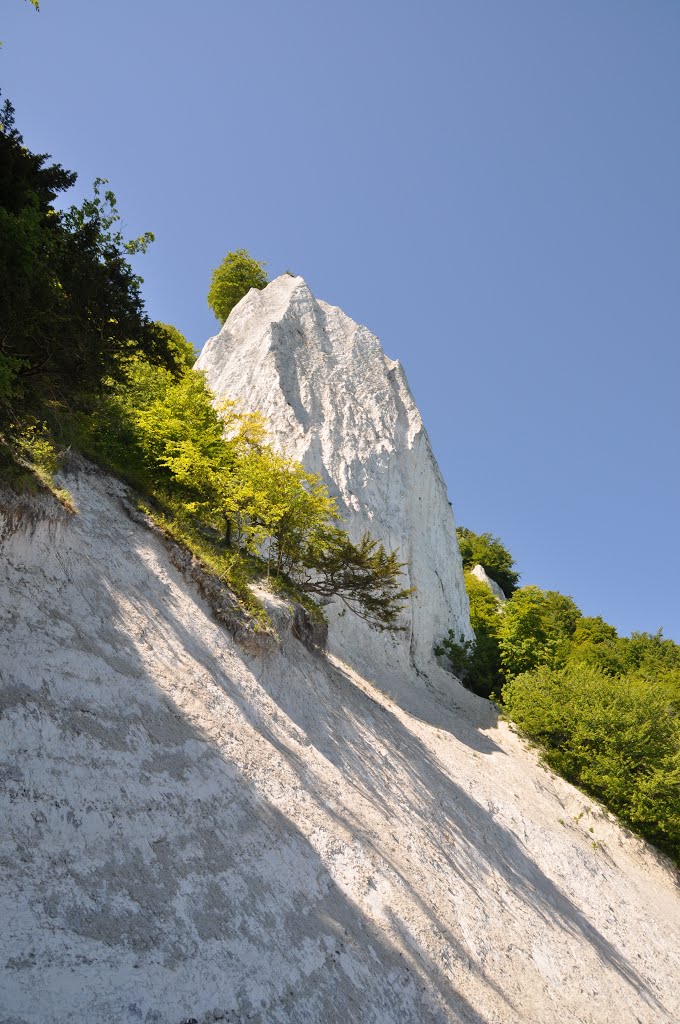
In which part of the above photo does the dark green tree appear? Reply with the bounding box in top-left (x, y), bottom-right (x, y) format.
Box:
top-left (0, 101), bottom-right (182, 417)
top-left (298, 530), bottom-right (414, 632)
top-left (207, 249), bottom-right (268, 324)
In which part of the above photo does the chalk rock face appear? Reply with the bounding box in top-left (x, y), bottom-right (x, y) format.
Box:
top-left (3, 466), bottom-right (679, 1024)
top-left (197, 275), bottom-right (471, 685)
top-left (470, 563), bottom-right (508, 603)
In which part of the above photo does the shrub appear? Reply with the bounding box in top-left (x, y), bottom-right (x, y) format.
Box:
top-left (436, 570), bottom-right (504, 698)
top-left (503, 663), bottom-right (680, 863)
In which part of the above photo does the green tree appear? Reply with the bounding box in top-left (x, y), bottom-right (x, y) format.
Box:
top-left (86, 356), bottom-right (411, 632)
top-left (207, 249), bottom-right (268, 324)
top-left (154, 323), bottom-right (196, 370)
top-left (456, 526), bottom-right (520, 596)
top-left (503, 663), bottom-right (680, 863)
top-left (565, 616), bottom-right (625, 675)
top-left (92, 360), bottom-right (254, 524)
top-left (465, 571), bottom-right (504, 695)
top-left (436, 570), bottom-right (504, 697)
top-left (0, 101), bottom-right (181, 417)
top-left (616, 630), bottom-right (680, 677)
top-left (299, 529), bottom-right (413, 632)
top-left (497, 585), bottom-right (581, 677)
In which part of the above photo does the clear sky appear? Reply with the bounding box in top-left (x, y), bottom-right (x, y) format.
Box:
top-left (3, 0), bottom-right (679, 640)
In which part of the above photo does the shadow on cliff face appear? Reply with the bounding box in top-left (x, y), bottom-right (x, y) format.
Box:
top-left (1, 470), bottom-right (667, 1023)
top-left (386, 670), bottom-right (502, 754)
top-left (230, 648), bottom-right (665, 1016)
top-left (1, 506), bottom-right (490, 1024)
top-left (101, 579), bottom-right (497, 1023)
top-left (103, 524), bottom-right (664, 1021)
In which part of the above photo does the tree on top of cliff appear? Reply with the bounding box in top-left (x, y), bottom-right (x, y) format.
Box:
top-left (207, 249), bottom-right (268, 324)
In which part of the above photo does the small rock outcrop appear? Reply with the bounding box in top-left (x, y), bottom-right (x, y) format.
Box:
top-left (470, 563), bottom-right (508, 602)
top-left (196, 275), bottom-right (471, 686)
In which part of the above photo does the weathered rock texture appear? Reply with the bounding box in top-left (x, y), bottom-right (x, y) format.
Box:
top-left (1, 465), bottom-right (678, 1024)
top-left (196, 275), bottom-right (471, 689)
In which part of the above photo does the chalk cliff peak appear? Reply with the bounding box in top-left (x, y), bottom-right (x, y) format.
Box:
top-left (196, 274), bottom-right (471, 687)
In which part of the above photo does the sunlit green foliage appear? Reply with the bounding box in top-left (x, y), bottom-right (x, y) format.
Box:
top-left (207, 249), bottom-right (268, 324)
top-left (497, 586), bottom-right (581, 677)
top-left (503, 663), bottom-right (680, 863)
top-left (153, 322), bottom-right (196, 369)
top-left (456, 526), bottom-right (519, 595)
top-left (440, 524), bottom-right (680, 861)
top-left (76, 357), bottom-right (411, 631)
top-left (436, 570), bottom-right (503, 697)
top-left (0, 418), bottom-right (76, 510)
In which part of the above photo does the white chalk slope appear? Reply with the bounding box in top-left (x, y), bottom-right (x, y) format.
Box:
top-left (1, 466), bottom-right (678, 1024)
top-left (197, 275), bottom-right (472, 686)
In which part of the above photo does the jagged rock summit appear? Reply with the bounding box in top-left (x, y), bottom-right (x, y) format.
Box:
top-left (197, 274), bottom-right (471, 687)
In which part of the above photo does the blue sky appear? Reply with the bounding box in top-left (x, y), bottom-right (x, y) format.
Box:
top-left (3, 0), bottom-right (679, 639)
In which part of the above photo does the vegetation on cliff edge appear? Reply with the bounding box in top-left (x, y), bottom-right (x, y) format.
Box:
top-left (439, 527), bottom-right (680, 865)
top-left (0, 97), bottom-right (411, 634)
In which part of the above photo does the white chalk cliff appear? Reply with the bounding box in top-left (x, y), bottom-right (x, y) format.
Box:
top-left (1, 466), bottom-right (679, 1024)
top-left (2, 281), bottom-right (679, 1024)
top-left (196, 275), bottom-right (472, 689)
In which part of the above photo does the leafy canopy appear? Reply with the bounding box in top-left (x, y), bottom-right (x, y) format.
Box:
top-left (435, 570), bottom-right (503, 698)
top-left (439, 535), bottom-right (680, 862)
top-left (497, 586), bottom-right (581, 677)
top-left (207, 249), bottom-right (268, 324)
top-left (153, 322), bottom-right (196, 370)
top-left (0, 99), bottom-right (181, 417)
top-left (503, 663), bottom-right (680, 863)
top-left (82, 357), bottom-right (412, 633)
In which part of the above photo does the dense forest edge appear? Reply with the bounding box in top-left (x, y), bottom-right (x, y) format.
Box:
top-left (0, 96), bottom-right (411, 635)
top-left (438, 528), bottom-right (680, 865)
top-left (1, 94), bottom-right (678, 868)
